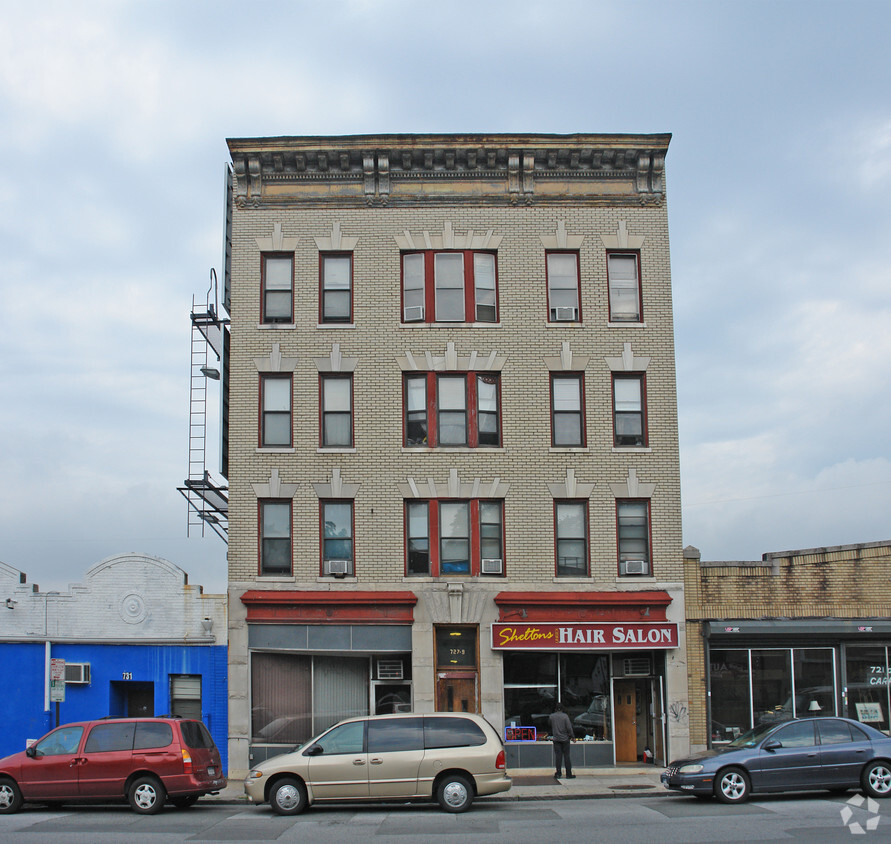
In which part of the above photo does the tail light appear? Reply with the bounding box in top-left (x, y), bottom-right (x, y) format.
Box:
top-left (181, 748), bottom-right (193, 773)
top-left (495, 749), bottom-right (506, 770)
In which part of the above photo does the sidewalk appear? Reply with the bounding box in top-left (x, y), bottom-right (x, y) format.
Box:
top-left (207, 765), bottom-right (667, 804)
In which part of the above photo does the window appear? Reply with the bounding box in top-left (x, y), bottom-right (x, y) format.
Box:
top-left (503, 652), bottom-right (611, 741)
top-left (613, 375), bottom-right (646, 447)
top-left (607, 252), bottom-right (641, 322)
top-left (404, 373), bottom-right (500, 448)
top-left (133, 722), bottom-right (173, 750)
top-left (401, 251), bottom-right (498, 323)
top-left (260, 500), bottom-right (291, 575)
top-left (555, 501), bottom-right (588, 576)
top-left (405, 499), bottom-right (504, 577)
top-left (261, 254), bottom-right (293, 324)
top-left (322, 500), bottom-right (353, 574)
top-left (424, 716), bottom-right (487, 748)
top-left (367, 717), bottom-right (423, 753)
top-left (617, 500), bottom-right (650, 575)
top-left (84, 723), bottom-right (135, 753)
top-left (313, 720), bottom-right (366, 755)
top-left (170, 674), bottom-right (202, 720)
top-left (320, 253), bottom-right (352, 323)
top-left (35, 726), bottom-right (83, 756)
top-left (551, 374), bottom-right (585, 447)
top-left (547, 251), bottom-right (580, 322)
top-left (320, 375), bottom-right (353, 448)
top-left (260, 375), bottom-right (291, 447)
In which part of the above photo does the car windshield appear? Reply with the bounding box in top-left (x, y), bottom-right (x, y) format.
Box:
top-left (724, 722), bottom-right (777, 749)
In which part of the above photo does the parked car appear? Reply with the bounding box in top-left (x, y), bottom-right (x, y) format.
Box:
top-left (244, 712), bottom-right (511, 814)
top-left (0, 717), bottom-right (226, 814)
top-left (662, 716), bottom-right (891, 803)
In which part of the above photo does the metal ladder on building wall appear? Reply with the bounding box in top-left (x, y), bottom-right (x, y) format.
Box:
top-left (179, 270), bottom-right (229, 541)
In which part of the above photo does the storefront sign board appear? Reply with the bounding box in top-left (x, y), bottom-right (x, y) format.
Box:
top-left (492, 622), bottom-right (678, 650)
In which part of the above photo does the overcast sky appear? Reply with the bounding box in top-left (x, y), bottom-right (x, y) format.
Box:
top-left (1, 0), bottom-right (889, 595)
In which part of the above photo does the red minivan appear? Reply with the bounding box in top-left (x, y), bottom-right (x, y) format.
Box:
top-left (0, 717), bottom-right (226, 814)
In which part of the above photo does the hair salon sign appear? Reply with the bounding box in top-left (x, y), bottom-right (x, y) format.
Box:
top-left (491, 622), bottom-right (678, 650)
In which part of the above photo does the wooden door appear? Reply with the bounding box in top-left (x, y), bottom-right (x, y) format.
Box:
top-left (436, 673), bottom-right (478, 713)
top-left (614, 680), bottom-right (638, 762)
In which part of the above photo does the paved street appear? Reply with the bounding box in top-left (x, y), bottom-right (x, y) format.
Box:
top-left (1, 792), bottom-right (889, 843)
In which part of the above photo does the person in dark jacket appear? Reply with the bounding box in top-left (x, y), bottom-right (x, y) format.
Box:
top-left (548, 702), bottom-right (575, 779)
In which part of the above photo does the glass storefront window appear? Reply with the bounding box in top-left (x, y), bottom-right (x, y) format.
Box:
top-left (793, 648), bottom-right (836, 716)
top-left (561, 654), bottom-right (611, 741)
top-left (502, 651), bottom-right (611, 741)
top-left (709, 649), bottom-right (751, 743)
top-left (752, 649), bottom-right (792, 726)
top-left (845, 646), bottom-right (891, 734)
top-left (709, 646), bottom-right (838, 743)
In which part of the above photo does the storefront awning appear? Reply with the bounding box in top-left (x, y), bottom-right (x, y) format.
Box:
top-left (241, 590), bottom-right (417, 624)
top-left (494, 590), bottom-right (672, 622)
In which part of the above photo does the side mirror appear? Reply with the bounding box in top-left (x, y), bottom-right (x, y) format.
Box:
top-left (25, 746), bottom-right (36, 758)
top-left (763, 739), bottom-right (782, 751)
top-left (303, 744), bottom-right (323, 757)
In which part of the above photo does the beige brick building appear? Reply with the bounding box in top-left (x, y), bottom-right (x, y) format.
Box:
top-left (684, 541), bottom-right (891, 752)
top-left (221, 133), bottom-right (688, 777)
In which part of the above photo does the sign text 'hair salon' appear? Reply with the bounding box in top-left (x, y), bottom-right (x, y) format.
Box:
top-left (491, 622), bottom-right (678, 650)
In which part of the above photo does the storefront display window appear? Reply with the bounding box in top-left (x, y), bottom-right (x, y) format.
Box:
top-left (251, 653), bottom-right (404, 746)
top-left (503, 652), bottom-right (611, 741)
top-left (709, 646), bottom-right (838, 743)
top-left (709, 649), bottom-right (750, 743)
top-left (752, 649), bottom-right (792, 725)
top-left (845, 646), bottom-right (891, 734)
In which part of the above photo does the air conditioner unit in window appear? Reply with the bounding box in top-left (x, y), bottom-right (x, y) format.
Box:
top-left (403, 305), bottom-right (425, 322)
top-left (554, 306), bottom-right (577, 321)
top-left (618, 657), bottom-right (652, 677)
top-left (620, 559), bottom-right (649, 576)
top-left (481, 558), bottom-right (503, 574)
top-left (65, 663), bottom-right (91, 685)
top-left (376, 659), bottom-right (404, 680)
top-left (475, 303), bottom-right (497, 322)
top-left (324, 559), bottom-right (351, 577)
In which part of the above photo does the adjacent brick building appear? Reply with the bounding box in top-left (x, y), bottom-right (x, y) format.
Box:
top-left (684, 541), bottom-right (891, 752)
top-left (221, 133), bottom-right (688, 776)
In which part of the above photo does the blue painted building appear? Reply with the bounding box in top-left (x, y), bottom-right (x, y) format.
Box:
top-left (0, 554), bottom-right (228, 771)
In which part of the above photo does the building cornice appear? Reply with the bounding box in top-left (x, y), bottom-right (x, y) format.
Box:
top-left (227, 132), bottom-right (671, 208)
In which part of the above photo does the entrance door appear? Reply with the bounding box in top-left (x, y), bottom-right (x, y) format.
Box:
top-left (110, 681), bottom-right (154, 718)
top-left (614, 680), bottom-right (639, 762)
top-left (436, 673), bottom-right (478, 713)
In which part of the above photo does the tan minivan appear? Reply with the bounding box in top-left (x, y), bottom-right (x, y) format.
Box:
top-left (244, 712), bottom-right (511, 814)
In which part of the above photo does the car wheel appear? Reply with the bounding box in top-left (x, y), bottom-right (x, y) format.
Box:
top-left (862, 761), bottom-right (891, 797)
top-left (436, 773), bottom-right (474, 813)
top-left (714, 767), bottom-right (750, 804)
top-left (171, 795), bottom-right (200, 808)
top-left (270, 777), bottom-right (307, 816)
top-left (128, 776), bottom-right (167, 814)
top-left (0, 779), bottom-right (23, 814)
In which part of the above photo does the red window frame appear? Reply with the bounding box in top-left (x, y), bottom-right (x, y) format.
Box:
top-left (320, 499), bottom-right (355, 576)
top-left (612, 373), bottom-right (648, 448)
top-left (404, 499), bottom-right (505, 577)
top-left (550, 373), bottom-right (586, 448)
top-left (400, 250), bottom-right (499, 324)
top-left (554, 499), bottom-right (589, 577)
top-left (616, 498), bottom-right (652, 576)
top-left (319, 252), bottom-right (353, 324)
top-left (258, 499), bottom-right (292, 576)
top-left (260, 252), bottom-right (294, 324)
top-left (402, 372), bottom-right (501, 448)
top-left (319, 374), bottom-right (354, 448)
top-left (606, 250), bottom-right (642, 323)
top-left (259, 374), bottom-right (292, 448)
top-left (545, 250), bottom-right (582, 323)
